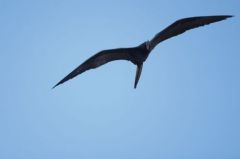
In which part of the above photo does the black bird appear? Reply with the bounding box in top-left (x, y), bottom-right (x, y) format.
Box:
top-left (53, 15), bottom-right (232, 89)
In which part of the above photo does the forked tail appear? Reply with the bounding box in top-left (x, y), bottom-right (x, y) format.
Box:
top-left (134, 63), bottom-right (143, 89)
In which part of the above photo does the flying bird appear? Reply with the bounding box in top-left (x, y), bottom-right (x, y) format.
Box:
top-left (53, 15), bottom-right (233, 89)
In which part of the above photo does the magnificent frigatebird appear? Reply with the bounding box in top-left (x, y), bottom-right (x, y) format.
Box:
top-left (53, 15), bottom-right (232, 89)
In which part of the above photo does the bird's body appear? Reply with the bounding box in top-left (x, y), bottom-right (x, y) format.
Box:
top-left (91, 42), bottom-right (150, 66)
top-left (53, 15), bottom-right (233, 89)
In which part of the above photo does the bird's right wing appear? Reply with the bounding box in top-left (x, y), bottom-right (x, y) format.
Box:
top-left (53, 48), bottom-right (134, 88)
top-left (149, 15), bottom-right (233, 51)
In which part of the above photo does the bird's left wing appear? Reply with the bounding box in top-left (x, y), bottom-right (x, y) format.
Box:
top-left (53, 48), bottom-right (134, 88)
top-left (149, 15), bottom-right (233, 51)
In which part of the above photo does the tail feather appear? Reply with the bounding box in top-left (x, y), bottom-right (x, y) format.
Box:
top-left (134, 64), bottom-right (143, 89)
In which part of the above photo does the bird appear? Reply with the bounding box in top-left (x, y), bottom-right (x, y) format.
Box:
top-left (53, 15), bottom-right (233, 89)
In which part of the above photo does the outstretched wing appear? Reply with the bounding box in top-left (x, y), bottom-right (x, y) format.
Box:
top-left (149, 15), bottom-right (233, 51)
top-left (53, 48), bottom-right (134, 88)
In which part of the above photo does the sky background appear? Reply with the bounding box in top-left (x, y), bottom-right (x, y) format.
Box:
top-left (0, 0), bottom-right (239, 159)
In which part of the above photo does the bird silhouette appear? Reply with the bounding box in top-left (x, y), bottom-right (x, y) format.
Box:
top-left (53, 15), bottom-right (233, 89)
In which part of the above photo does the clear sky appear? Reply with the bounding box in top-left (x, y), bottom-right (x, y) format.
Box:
top-left (0, 0), bottom-right (239, 158)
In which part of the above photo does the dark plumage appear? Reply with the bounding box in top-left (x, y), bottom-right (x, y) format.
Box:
top-left (53, 15), bottom-right (233, 89)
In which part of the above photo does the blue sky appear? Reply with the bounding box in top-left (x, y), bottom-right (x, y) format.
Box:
top-left (0, 0), bottom-right (239, 158)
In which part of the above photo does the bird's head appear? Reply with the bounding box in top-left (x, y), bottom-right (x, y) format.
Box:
top-left (145, 41), bottom-right (150, 50)
top-left (138, 41), bottom-right (150, 51)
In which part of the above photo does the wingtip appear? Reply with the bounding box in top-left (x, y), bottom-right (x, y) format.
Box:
top-left (225, 15), bottom-right (234, 18)
top-left (52, 85), bottom-right (57, 89)
top-left (213, 15), bottom-right (234, 20)
top-left (209, 15), bottom-right (234, 19)
top-left (52, 82), bottom-right (60, 89)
